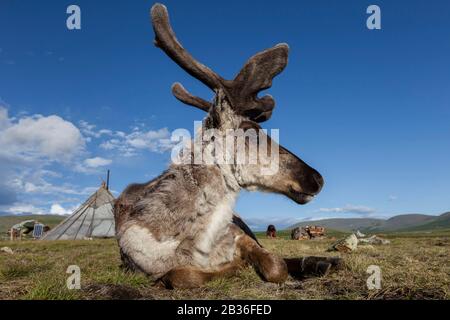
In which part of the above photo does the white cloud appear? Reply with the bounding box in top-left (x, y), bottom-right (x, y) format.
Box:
top-left (21, 180), bottom-right (92, 196)
top-left (0, 105), bottom-right (172, 216)
top-left (388, 195), bottom-right (398, 201)
top-left (115, 131), bottom-right (126, 138)
top-left (79, 120), bottom-right (114, 139)
top-left (100, 127), bottom-right (173, 156)
top-left (0, 106), bottom-right (10, 129)
top-left (99, 139), bottom-right (120, 150)
top-left (83, 157), bottom-right (112, 168)
top-left (0, 107), bottom-right (85, 161)
top-left (300, 216), bottom-right (335, 222)
top-left (317, 204), bottom-right (376, 215)
top-left (50, 203), bottom-right (76, 215)
top-left (81, 120), bottom-right (173, 156)
top-left (79, 120), bottom-right (97, 137)
top-left (0, 107), bottom-right (92, 214)
top-left (1, 202), bottom-right (77, 216)
top-left (4, 203), bottom-right (46, 215)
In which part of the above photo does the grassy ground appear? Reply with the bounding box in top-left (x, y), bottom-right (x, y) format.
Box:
top-left (0, 231), bottom-right (449, 300)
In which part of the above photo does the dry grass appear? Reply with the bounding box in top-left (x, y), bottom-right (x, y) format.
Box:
top-left (0, 232), bottom-right (449, 300)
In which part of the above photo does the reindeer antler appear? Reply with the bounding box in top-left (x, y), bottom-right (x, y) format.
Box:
top-left (151, 3), bottom-right (289, 122)
top-left (171, 83), bottom-right (212, 112)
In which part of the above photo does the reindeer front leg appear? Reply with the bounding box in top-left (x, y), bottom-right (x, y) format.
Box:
top-left (236, 234), bottom-right (343, 282)
top-left (236, 234), bottom-right (288, 283)
top-left (155, 234), bottom-right (246, 289)
top-left (156, 262), bottom-right (243, 289)
top-left (156, 231), bottom-right (289, 289)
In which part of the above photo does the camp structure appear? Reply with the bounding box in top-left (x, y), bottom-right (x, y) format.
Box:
top-left (8, 220), bottom-right (48, 239)
top-left (41, 183), bottom-right (115, 240)
top-left (291, 225), bottom-right (326, 240)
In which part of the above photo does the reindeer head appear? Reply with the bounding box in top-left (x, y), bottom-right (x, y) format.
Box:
top-left (151, 3), bottom-right (323, 204)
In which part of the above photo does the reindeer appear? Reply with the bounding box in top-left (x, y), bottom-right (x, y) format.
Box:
top-left (114, 3), bottom-right (342, 289)
top-left (266, 225), bottom-right (277, 239)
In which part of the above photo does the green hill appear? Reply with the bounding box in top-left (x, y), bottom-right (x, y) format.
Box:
top-left (399, 212), bottom-right (450, 231)
top-left (367, 214), bottom-right (436, 232)
top-left (288, 212), bottom-right (450, 233)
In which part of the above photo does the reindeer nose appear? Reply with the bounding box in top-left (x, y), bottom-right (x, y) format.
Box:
top-left (311, 171), bottom-right (324, 194)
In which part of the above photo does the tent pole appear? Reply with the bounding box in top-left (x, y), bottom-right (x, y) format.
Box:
top-left (106, 170), bottom-right (110, 190)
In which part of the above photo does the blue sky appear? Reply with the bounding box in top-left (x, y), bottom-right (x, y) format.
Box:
top-left (1, 0), bottom-right (449, 229)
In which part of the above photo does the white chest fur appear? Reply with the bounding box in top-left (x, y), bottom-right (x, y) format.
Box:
top-left (119, 224), bottom-right (180, 277)
top-left (193, 194), bottom-right (235, 266)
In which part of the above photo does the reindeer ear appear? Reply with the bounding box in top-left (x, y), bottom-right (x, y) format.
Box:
top-left (233, 44), bottom-right (289, 95)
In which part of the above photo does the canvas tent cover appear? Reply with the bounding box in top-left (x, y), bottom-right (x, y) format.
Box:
top-left (41, 186), bottom-right (116, 240)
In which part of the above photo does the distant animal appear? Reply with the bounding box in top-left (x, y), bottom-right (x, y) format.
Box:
top-left (266, 225), bottom-right (277, 238)
top-left (114, 3), bottom-right (341, 289)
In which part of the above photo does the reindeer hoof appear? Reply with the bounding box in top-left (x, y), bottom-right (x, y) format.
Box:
top-left (316, 261), bottom-right (332, 276)
top-left (327, 256), bottom-right (344, 270)
top-left (285, 256), bottom-right (344, 279)
top-left (302, 256), bottom-right (343, 277)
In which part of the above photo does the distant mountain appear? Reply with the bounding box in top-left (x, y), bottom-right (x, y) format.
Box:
top-left (289, 212), bottom-right (450, 232)
top-left (244, 217), bottom-right (305, 231)
top-left (400, 212), bottom-right (450, 231)
top-left (366, 214), bottom-right (436, 232)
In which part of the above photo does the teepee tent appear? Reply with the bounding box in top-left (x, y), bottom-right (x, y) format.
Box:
top-left (41, 183), bottom-right (116, 240)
